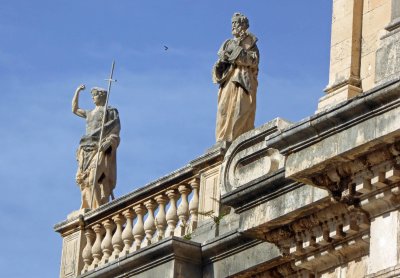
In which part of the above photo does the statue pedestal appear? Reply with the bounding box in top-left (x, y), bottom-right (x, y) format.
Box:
top-left (59, 209), bottom-right (89, 278)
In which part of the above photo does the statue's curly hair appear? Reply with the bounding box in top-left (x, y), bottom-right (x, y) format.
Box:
top-left (232, 12), bottom-right (249, 29)
top-left (90, 87), bottom-right (107, 98)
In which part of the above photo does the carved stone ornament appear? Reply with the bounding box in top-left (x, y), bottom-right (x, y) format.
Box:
top-left (220, 119), bottom-right (290, 195)
top-left (308, 141), bottom-right (400, 204)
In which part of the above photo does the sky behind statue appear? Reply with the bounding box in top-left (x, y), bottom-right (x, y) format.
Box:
top-left (0, 1), bottom-right (331, 277)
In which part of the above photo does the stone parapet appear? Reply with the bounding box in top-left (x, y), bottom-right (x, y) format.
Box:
top-left (55, 144), bottom-right (228, 277)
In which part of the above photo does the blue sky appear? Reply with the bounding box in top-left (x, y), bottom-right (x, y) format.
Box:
top-left (0, 1), bottom-right (332, 277)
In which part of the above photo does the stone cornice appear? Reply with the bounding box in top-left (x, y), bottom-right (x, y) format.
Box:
top-left (267, 78), bottom-right (400, 155)
top-left (221, 169), bottom-right (303, 213)
top-left (324, 75), bottom-right (361, 94)
top-left (201, 230), bottom-right (263, 264)
top-left (385, 17), bottom-right (400, 32)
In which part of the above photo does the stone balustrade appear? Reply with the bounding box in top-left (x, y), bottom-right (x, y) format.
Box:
top-left (55, 143), bottom-right (227, 278)
top-left (79, 179), bottom-right (200, 274)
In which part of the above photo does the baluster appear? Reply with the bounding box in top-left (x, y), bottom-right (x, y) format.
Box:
top-left (177, 184), bottom-right (191, 236)
top-left (143, 199), bottom-right (157, 246)
top-left (90, 224), bottom-right (104, 269)
top-left (155, 195), bottom-right (168, 241)
top-left (131, 204), bottom-right (146, 251)
top-left (100, 219), bottom-right (114, 265)
top-left (121, 208), bottom-right (135, 255)
top-left (111, 214), bottom-right (125, 260)
top-left (188, 178), bottom-right (200, 230)
top-left (166, 189), bottom-right (179, 237)
top-left (81, 229), bottom-right (95, 274)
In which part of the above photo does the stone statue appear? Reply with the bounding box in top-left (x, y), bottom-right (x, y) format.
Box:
top-left (72, 85), bottom-right (120, 209)
top-left (212, 12), bottom-right (259, 142)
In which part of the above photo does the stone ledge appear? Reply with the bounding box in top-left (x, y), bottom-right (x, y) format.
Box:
top-left (385, 17), bottom-right (400, 32)
top-left (221, 170), bottom-right (303, 213)
top-left (238, 185), bottom-right (330, 235)
top-left (295, 232), bottom-right (370, 273)
top-left (201, 230), bottom-right (263, 264)
top-left (78, 237), bottom-right (201, 278)
top-left (267, 78), bottom-right (400, 155)
top-left (201, 230), bottom-right (281, 278)
top-left (191, 140), bottom-right (228, 167)
top-left (366, 263), bottom-right (400, 278)
top-left (54, 213), bottom-right (85, 236)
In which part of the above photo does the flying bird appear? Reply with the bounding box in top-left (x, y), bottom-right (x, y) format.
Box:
top-left (164, 45), bottom-right (169, 51)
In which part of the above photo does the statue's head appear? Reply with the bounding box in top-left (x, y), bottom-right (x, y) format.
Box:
top-left (231, 13), bottom-right (249, 38)
top-left (91, 87), bottom-right (107, 106)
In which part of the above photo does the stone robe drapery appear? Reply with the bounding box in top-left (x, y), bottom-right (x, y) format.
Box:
top-left (76, 106), bottom-right (120, 209)
top-left (213, 32), bottom-right (259, 142)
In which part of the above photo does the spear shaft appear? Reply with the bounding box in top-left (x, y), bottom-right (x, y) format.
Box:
top-left (90, 61), bottom-right (116, 209)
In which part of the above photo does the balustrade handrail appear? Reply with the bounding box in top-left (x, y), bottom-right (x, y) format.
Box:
top-left (54, 144), bottom-right (226, 233)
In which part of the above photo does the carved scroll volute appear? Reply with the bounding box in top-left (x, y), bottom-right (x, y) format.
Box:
top-left (189, 178), bottom-right (200, 230)
top-left (121, 209), bottom-right (135, 255)
top-left (81, 229), bottom-right (95, 274)
top-left (143, 199), bottom-right (157, 246)
top-left (131, 204), bottom-right (146, 251)
top-left (166, 189), bottom-right (179, 237)
top-left (177, 184), bottom-right (191, 236)
top-left (111, 214), bottom-right (125, 259)
top-left (154, 195), bottom-right (168, 241)
top-left (100, 219), bottom-right (115, 264)
top-left (91, 224), bottom-right (104, 268)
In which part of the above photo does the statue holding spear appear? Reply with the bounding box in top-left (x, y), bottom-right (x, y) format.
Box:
top-left (72, 62), bottom-right (120, 209)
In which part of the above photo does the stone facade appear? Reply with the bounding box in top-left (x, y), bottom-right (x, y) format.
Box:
top-left (55, 1), bottom-right (400, 277)
top-left (318, 0), bottom-right (394, 112)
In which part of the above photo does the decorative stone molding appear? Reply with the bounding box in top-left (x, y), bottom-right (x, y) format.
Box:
top-left (243, 202), bottom-right (371, 275)
top-left (366, 264), bottom-right (400, 278)
top-left (305, 142), bottom-right (400, 203)
top-left (234, 162), bottom-right (400, 277)
top-left (385, 0), bottom-right (400, 32)
top-left (220, 118), bottom-right (290, 196)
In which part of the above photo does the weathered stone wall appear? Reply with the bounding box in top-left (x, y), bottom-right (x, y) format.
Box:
top-left (318, 0), bottom-right (392, 111)
top-left (361, 0), bottom-right (391, 90)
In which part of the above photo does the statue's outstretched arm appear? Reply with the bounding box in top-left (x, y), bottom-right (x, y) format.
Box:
top-left (72, 84), bottom-right (87, 118)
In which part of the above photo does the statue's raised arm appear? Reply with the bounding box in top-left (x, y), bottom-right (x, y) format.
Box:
top-left (72, 84), bottom-right (87, 118)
